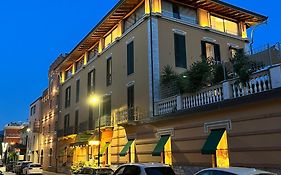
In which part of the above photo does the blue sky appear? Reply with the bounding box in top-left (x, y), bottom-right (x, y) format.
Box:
top-left (0, 0), bottom-right (279, 129)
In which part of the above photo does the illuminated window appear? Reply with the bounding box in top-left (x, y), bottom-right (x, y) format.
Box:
top-left (104, 27), bottom-right (119, 48)
top-left (224, 19), bottom-right (238, 35)
top-left (201, 41), bottom-right (221, 62)
top-left (229, 47), bottom-right (238, 59)
top-left (211, 16), bottom-right (224, 33)
top-left (210, 15), bottom-right (238, 36)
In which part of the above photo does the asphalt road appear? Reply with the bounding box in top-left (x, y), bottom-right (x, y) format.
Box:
top-left (0, 167), bottom-right (66, 175)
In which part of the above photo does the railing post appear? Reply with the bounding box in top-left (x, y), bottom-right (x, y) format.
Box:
top-left (269, 65), bottom-right (281, 89)
top-left (176, 95), bottom-right (182, 110)
top-left (223, 81), bottom-right (233, 100)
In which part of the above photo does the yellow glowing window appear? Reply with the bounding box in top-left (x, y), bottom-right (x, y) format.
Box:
top-left (224, 19), bottom-right (238, 35)
top-left (104, 33), bottom-right (112, 48)
top-left (111, 27), bottom-right (119, 42)
top-left (210, 15), bottom-right (238, 36)
top-left (211, 15), bottom-right (224, 33)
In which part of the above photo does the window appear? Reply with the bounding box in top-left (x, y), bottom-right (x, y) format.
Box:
top-left (30, 105), bottom-right (36, 116)
top-left (127, 85), bottom-right (134, 121)
top-left (89, 107), bottom-right (94, 130)
top-left (65, 86), bottom-right (71, 108)
top-left (162, 1), bottom-right (197, 24)
top-left (145, 167), bottom-right (176, 175)
top-left (64, 114), bottom-right (70, 135)
top-left (49, 148), bottom-right (53, 166)
top-left (114, 166), bottom-right (126, 175)
top-left (201, 41), bottom-right (221, 62)
top-left (76, 79), bottom-right (80, 103)
top-left (65, 66), bottom-right (73, 80)
top-left (127, 41), bottom-right (134, 75)
top-left (74, 110), bottom-right (79, 133)
top-left (75, 58), bottom-right (84, 72)
top-left (174, 33), bottom-right (187, 68)
top-left (104, 27), bottom-right (119, 48)
top-left (229, 47), bottom-right (238, 59)
top-left (210, 15), bottom-right (238, 35)
top-left (123, 165), bottom-right (141, 175)
top-left (124, 4), bottom-right (145, 31)
top-left (172, 4), bottom-right (180, 19)
top-left (103, 95), bottom-right (111, 116)
top-left (88, 45), bottom-right (98, 62)
top-left (88, 69), bottom-right (95, 95)
top-left (106, 57), bottom-right (112, 86)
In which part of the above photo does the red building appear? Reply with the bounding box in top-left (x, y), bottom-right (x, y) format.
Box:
top-left (3, 123), bottom-right (24, 145)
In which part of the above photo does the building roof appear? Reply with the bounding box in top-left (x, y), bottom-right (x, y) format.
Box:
top-left (60, 0), bottom-right (267, 69)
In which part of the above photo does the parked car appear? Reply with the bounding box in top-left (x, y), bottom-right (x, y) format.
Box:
top-left (14, 161), bottom-right (23, 173)
top-left (15, 161), bottom-right (32, 175)
top-left (22, 163), bottom-right (43, 175)
top-left (194, 167), bottom-right (277, 175)
top-left (6, 161), bottom-right (16, 172)
top-left (113, 163), bottom-right (175, 175)
top-left (76, 167), bottom-right (114, 175)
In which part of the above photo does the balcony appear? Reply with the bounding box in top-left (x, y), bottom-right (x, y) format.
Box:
top-left (155, 64), bottom-right (281, 116)
top-left (114, 107), bottom-right (146, 125)
top-left (94, 115), bottom-right (113, 129)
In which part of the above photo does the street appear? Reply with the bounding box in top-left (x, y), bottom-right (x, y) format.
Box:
top-left (0, 167), bottom-right (66, 175)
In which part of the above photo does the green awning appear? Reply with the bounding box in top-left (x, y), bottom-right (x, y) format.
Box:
top-left (70, 133), bottom-right (92, 147)
top-left (119, 139), bottom-right (134, 157)
top-left (201, 129), bottom-right (225, 155)
top-left (76, 133), bottom-right (92, 143)
top-left (152, 135), bottom-right (170, 156)
top-left (100, 142), bottom-right (110, 155)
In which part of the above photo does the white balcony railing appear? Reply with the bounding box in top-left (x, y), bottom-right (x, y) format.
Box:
top-left (95, 115), bottom-right (113, 129)
top-left (155, 65), bottom-right (281, 116)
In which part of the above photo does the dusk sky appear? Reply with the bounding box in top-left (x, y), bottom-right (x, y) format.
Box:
top-left (0, 0), bottom-right (280, 129)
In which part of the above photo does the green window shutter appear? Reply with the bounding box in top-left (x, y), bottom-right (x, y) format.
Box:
top-left (119, 139), bottom-right (134, 156)
top-left (201, 41), bottom-right (207, 60)
top-left (127, 41), bottom-right (134, 75)
top-left (201, 129), bottom-right (225, 155)
top-left (152, 135), bottom-right (170, 156)
top-left (174, 33), bottom-right (187, 68)
top-left (214, 44), bottom-right (221, 61)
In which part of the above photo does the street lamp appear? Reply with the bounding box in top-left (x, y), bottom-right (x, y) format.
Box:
top-left (88, 94), bottom-right (101, 167)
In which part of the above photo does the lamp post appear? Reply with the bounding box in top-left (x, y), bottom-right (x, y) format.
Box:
top-left (88, 94), bottom-right (101, 167)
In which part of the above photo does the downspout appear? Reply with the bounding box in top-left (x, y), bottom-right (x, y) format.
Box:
top-left (250, 19), bottom-right (268, 54)
top-left (149, 0), bottom-right (155, 116)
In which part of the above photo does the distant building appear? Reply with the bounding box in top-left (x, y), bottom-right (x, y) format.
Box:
top-left (26, 97), bottom-right (41, 163)
top-left (3, 122), bottom-right (25, 145)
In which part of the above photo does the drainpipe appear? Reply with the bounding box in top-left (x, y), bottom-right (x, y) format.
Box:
top-left (250, 19), bottom-right (268, 54)
top-left (149, 0), bottom-right (155, 116)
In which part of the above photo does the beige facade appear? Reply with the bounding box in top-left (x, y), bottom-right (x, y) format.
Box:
top-left (27, 98), bottom-right (41, 163)
top-left (45, 0), bottom-right (281, 174)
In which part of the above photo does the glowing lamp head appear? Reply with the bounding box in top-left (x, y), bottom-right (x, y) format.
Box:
top-left (88, 94), bottom-right (100, 106)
